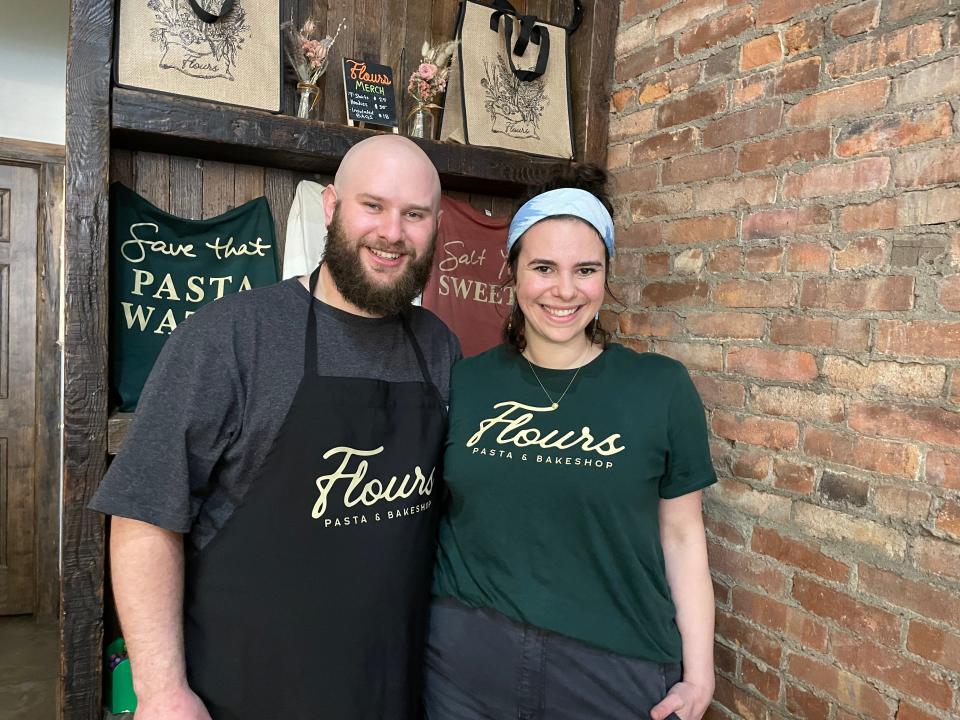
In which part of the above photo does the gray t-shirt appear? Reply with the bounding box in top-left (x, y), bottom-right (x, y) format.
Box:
top-left (91, 278), bottom-right (461, 551)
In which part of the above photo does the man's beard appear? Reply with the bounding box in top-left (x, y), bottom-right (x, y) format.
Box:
top-left (322, 207), bottom-right (436, 316)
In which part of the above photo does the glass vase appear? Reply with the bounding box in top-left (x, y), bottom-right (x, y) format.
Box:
top-left (296, 82), bottom-right (321, 120)
top-left (406, 103), bottom-right (437, 140)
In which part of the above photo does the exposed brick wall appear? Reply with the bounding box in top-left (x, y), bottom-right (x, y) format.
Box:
top-left (607, 1), bottom-right (960, 717)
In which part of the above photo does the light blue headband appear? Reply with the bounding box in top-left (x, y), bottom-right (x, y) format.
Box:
top-left (507, 188), bottom-right (615, 257)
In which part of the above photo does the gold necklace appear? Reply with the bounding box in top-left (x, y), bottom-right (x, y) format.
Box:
top-left (523, 348), bottom-right (590, 410)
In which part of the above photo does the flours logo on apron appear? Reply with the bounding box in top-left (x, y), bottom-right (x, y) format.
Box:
top-left (312, 445), bottom-right (437, 528)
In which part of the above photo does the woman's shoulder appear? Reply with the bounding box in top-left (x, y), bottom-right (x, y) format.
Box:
top-left (452, 344), bottom-right (514, 377)
top-left (603, 342), bottom-right (691, 379)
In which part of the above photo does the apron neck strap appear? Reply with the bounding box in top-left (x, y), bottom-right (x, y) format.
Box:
top-left (399, 311), bottom-right (448, 409)
top-left (304, 265), bottom-right (322, 375)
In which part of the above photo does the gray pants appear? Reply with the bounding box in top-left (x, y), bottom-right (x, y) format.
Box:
top-left (424, 598), bottom-right (683, 720)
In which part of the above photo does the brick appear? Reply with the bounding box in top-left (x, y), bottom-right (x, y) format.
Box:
top-left (788, 653), bottom-right (892, 718)
top-left (615, 17), bottom-right (656, 57)
top-left (877, 320), bottom-right (960, 359)
top-left (716, 610), bottom-right (782, 665)
top-left (663, 215), bottom-right (737, 245)
top-left (739, 127), bottom-right (831, 171)
top-left (786, 684), bottom-right (831, 720)
top-left (894, 56), bottom-right (960, 105)
top-left (732, 448), bottom-right (772, 479)
top-left (839, 199), bottom-right (897, 232)
top-left (759, 0), bottom-right (831, 25)
top-left (820, 470), bottom-right (870, 507)
top-left (784, 157), bottom-right (891, 199)
top-left (850, 402), bottom-right (960, 449)
top-left (741, 34), bottom-right (783, 71)
top-left (752, 526), bottom-right (850, 581)
top-left (861, 563), bottom-right (960, 627)
top-left (896, 701), bottom-right (940, 720)
top-left (793, 577), bottom-right (901, 645)
top-left (630, 188), bottom-right (694, 218)
top-left (694, 176), bottom-right (778, 211)
top-left (713, 640), bottom-right (736, 674)
top-left (631, 127), bottom-right (698, 163)
top-left (663, 149), bottom-right (736, 185)
top-left (610, 88), bottom-right (636, 114)
top-left (610, 165), bottom-right (658, 199)
top-left (734, 56), bottom-right (821, 106)
top-left (657, 85), bottom-right (726, 128)
top-left (771, 316), bottom-right (870, 351)
top-left (714, 278), bottom-right (796, 307)
top-left (795, 500), bottom-right (909, 558)
top-left (609, 108), bottom-right (657, 142)
top-left (803, 427), bottom-right (919, 479)
top-left (644, 252), bottom-right (671, 276)
top-left (685, 311), bottom-right (766, 339)
top-left (752, 385), bottom-right (845, 423)
top-left (713, 675), bottom-right (772, 720)
top-left (708, 540), bottom-right (788, 591)
top-left (618, 221), bottom-right (660, 249)
top-left (655, 340), bottom-right (723, 371)
top-left (785, 19), bottom-right (825, 55)
top-left (935, 498), bottom-right (960, 538)
top-left (693, 376), bottom-right (746, 407)
top-left (656, 0), bottom-right (726, 37)
top-left (704, 46), bottom-right (738, 80)
top-left (828, 21), bottom-right (942, 78)
top-left (703, 102), bottom-right (782, 148)
top-left (834, 236), bottom-right (886, 270)
top-left (744, 206), bottom-right (831, 240)
top-left (734, 588), bottom-right (829, 650)
top-left (773, 458), bottom-right (816, 493)
top-left (886, 0), bottom-right (953, 23)
top-left (615, 38), bottom-right (676, 83)
top-left (822, 357), bottom-right (945, 397)
top-left (679, 6), bottom-right (755, 56)
top-left (872, 484), bottom-right (931, 522)
top-left (913, 536), bottom-right (960, 580)
top-left (742, 657), bottom-right (780, 700)
top-left (831, 632), bottom-right (954, 709)
top-left (744, 246), bottom-right (783, 272)
top-left (637, 63), bottom-right (701, 105)
top-left (705, 516), bottom-right (747, 545)
top-left (895, 141), bottom-right (960, 189)
top-left (706, 246), bottom-right (742, 272)
top-left (952, 373), bottom-right (960, 404)
top-left (622, 0), bottom-right (672, 23)
top-left (837, 103), bottom-right (953, 157)
top-left (619, 310), bottom-right (679, 337)
top-left (642, 280), bottom-right (710, 306)
top-left (831, 0), bottom-right (881, 37)
top-left (712, 411), bottom-right (800, 449)
top-left (786, 242), bottom-right (832, 272)
top-left (787, 77), bottom-right (890, 126)
top-left (708, 477), bottom-right (793, 520)
top-left (799, 276), bottom-right (914, 311)
top-left (606, 143), bottom-right (630, 171)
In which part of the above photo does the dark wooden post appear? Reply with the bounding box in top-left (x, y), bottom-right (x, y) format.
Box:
top-left (62, 0), bottom-right (114, 716)
top-left (569, 0), bottom-right (618, 166)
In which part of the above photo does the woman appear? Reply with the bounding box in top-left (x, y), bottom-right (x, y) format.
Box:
top-left (425, 173), bottom-right (716, 720)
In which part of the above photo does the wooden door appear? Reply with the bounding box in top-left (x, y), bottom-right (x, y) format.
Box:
top-left (0, 163), bottom-right (39, 614)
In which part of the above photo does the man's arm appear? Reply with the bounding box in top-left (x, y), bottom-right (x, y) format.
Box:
top-left (110, 517), bottom-right (211, 720)
top-left (651, 491), bottom-right (715, 720)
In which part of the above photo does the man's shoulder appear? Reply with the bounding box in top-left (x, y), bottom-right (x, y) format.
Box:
top-left (406, 305), bottom-right (462, 355)
top-left (175, 279), bottom-right (302, 336)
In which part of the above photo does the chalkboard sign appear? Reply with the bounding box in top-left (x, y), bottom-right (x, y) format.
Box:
top-left (342, 58), bottom-right (398, 128)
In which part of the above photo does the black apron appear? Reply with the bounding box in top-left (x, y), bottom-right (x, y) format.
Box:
top-left (183, 266), bottom-right (447, 719)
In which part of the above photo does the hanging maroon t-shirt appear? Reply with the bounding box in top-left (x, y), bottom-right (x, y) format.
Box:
top-left (422, 196), bottom-right (512, 357)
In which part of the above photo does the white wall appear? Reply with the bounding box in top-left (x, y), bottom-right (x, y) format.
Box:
top-left (0, 0), bottom-right (69, 145)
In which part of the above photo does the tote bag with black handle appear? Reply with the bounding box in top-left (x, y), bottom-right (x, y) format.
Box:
top-left (441, 0), bottom-right (582, 158)
top-left (116, 0), bottom-right (280, 112)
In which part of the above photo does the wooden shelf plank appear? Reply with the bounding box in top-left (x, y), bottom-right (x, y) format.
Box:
top-left (111, 88), bottom-right (574, 195)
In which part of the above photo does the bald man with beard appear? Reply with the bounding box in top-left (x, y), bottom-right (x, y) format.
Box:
top-left (92, 136), bottom-right (461, 720)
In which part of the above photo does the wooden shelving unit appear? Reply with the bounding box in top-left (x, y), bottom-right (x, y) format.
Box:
top-left (112, 88), bottom-right (575, 195)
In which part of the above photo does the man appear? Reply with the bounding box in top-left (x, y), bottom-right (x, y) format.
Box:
top-left (91, 135), bottom-right (460, 720)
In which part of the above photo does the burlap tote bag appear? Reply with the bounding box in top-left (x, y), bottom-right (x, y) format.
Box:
top-left (116, 0), bottom-right (280, 112)
top-left (441, 0), bottom-right (582, 158)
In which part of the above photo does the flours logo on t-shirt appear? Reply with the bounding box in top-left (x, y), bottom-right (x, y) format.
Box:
top-left (466, 400), bottom-right (626, 469)
top-left (311, 445), bottom-right (435, 528)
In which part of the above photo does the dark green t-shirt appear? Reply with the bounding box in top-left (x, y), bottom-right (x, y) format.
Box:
top-left (433, 343), bottom-right (717, 662)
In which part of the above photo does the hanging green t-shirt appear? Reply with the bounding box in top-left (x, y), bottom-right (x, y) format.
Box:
top-left (433, 343), bottom-right (717, 663)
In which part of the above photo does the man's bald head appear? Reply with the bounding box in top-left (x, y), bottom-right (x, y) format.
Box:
top-left (334, 135), bottom-right (441, 211)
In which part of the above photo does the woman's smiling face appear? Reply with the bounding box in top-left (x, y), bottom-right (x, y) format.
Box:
top-left (514, 217), bottom-right (607, 353)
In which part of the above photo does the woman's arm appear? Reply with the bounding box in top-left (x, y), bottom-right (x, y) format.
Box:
top-left (650, 490), bottom-right (715, 720)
